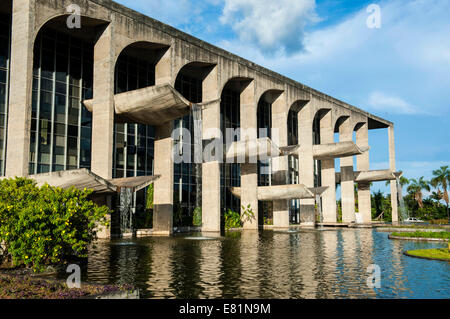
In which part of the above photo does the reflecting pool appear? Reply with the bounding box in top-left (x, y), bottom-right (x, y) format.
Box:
top-left (73, 229), bottom-right (450, 299)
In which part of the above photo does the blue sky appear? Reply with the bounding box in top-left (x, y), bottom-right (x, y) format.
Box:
top-left (116, 0), bottom-right (450, 195)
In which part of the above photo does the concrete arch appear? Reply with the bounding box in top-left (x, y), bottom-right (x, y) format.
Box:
top-left (172, 58), bottom-right (217, 85)
top-left (219, 76), bottom-right (254, 96)
top-left (33, 13), bottom-right (109, 47)
top-left (173, 61), bottom-right (217, 103)
top-left (113, 40), bottom-right (170, 68)
top-left (334, 115), bottom-right (351, 133)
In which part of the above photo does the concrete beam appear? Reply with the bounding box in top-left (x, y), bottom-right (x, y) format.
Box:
top-left (153, 123), bottom-right (174, 235)
top-left (230, 184), bottom-right (327, 201)
top-left (5, 0), bottom-right (34, 177)
top-left (389, 125), bottom-right (399, 223)
top-left (320, 111), bottom-right (337, 223)
top-left (298, 103), bottom-right (315, 226)
top-left (240, 81), bottom-right (258, 230)
top-left (272, 93), bottom-right (289, 229)
top-left (91, 24), bottom-right (115, 180)
top-left (356, 122), bottom-right (371, 224)
top-left (84, 83), bottom-right (192, 126)
top-left (339, 118), bottom-right (356, 223)
top-left (201, 67), bottom-right (221, 233)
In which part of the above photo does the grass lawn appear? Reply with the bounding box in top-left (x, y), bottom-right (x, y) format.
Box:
top-left (391, 231), bottom-right (450, 240)
top-left (406, 249), bottom-right (450, 261)
top-left (380, 225), bottom-right (446, 230)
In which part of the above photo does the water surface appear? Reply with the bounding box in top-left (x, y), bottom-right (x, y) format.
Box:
top-left (75, 229), bottom-right (450, 299)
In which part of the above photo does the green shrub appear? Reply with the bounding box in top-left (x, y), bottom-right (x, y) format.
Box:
top-left (193, 207), bottom-right (202, 227)
top-left (0, 178), bottom-right (110, 272)
top-left (146, 184), bottom-right (154, 210)
top-left (224, 209), bottom-right (242, 231)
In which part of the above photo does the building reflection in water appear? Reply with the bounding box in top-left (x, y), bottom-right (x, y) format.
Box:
top-left (78, 229), bottom-right (449, 299)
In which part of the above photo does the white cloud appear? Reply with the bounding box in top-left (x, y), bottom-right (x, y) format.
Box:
top-left (220, 0), bottom-right (318, 54)
top-left (367, 92), bottom-right (418, 115)
top-left (217, 0), bottom-right (450, 116)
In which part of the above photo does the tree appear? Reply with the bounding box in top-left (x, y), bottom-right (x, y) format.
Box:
top-left (431, 166), bottom-right (450, 219)
top-left (407, 177), bottom-right (430, 210)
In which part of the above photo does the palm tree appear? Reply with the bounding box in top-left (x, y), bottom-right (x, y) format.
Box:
top-left (407, 177), bottom-right (430, 209)
top-left (431, 166), bottom-right (450, 219)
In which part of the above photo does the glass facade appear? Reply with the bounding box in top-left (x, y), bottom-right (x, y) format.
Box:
top-left (113, 53), bottom-right (155, 178)
top-left (257, 99), bottom-right (272, 187)
top-left (288, 109), bottom-right (300, 223)
top-left (0, 13), bottom-right (11, 176)
top-left (30, 28), bottom-right (93, 174)
top-left (173, 73), bottom-right (202, 226)
top-left (257, 98), bottom-right (273, 223)
top-left (313, 114), bottom-right (322, 188)
top-left (220, 87), bottom-right (241, 214)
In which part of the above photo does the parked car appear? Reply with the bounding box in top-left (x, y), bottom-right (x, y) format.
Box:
top-left (405, 217), bottom-right (424, 223)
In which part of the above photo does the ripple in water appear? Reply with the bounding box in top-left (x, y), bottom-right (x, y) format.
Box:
top-left (73, 229), bottom-right (449, 299)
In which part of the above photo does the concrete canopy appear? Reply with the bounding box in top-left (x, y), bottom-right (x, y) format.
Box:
top-left (313, 142), bottom-right (369, 160)
top-left (224, 137), bottom-right (281, 162)
top-left (335, 170), bottom-right (403, 184)
top-left (83, 83), bottom-right (193, 126)
top-left (29, 169), bottom-right (160, 194)
top-left (230, 184), bottom-right (328, 201)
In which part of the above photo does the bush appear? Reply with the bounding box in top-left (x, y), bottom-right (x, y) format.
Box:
top-left (193, 207), bottom-right (202, 227)
top-left (0, 178), bottom-right (110, 272)
top-left (224, 209), bottom-right (242, 231)
top-left (224, 205), bottom-right (256, 231)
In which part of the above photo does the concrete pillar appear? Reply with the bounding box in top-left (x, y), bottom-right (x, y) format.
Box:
top-left (240, 81), bottom-right (258, 230)
top-left (339, 119), bottom-right (356, 223)
top-left (320, 111), bottom-right (337, 223)
top-left (356, 122), bottom-right (372, 224)
top-left (389, 125), bottom-right (399, 223)
top-left (91, 24), bottom-right (115, 179)
top-left (298, 104), bottom-right (315, 226)
top-left (201, 67), bottom-right (221, 232)
top-left (153, 123), bottom-right (174, 235)
top-left (5, 0), bottom-right (35, 177)
top-left (272, 94), bottom-right (289, 228)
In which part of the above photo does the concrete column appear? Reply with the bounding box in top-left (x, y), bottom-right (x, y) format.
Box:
top-left (5, 0), bottom-right (35, 177)
top-left (356, 122), bottom-right (372, 224)
top-left (240, 81), bottom-right (258, 230)
top-left (91, 24), bottom-right (115, 179)
top-left (201, 67), bottom-right (221, 232)
top-left (339, 119), bottom-right (356, 223)
top-left (153, 123), bottom-right (174, 235)
top-left (320, 111), bottom-right (337, 223)
top-left (298, 104), bottom-right (315, 226)
top-left (155, 48), bottom-right (172, 85)
top-left (389, 125), bottom-right (399, 223)
top-left (272, 94), bottom-right (289, 228)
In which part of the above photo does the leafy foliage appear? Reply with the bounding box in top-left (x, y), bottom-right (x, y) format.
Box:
top-left (224, 205), bottom-right (256, 231)
top-left (146, 184), bottom-right (154, 210)
top-left (0, 178), bottom-right (110, 272)
top-left (224, 209), bottom-right (242, 231)
top-left (193, 207), bottom-right (202, 227)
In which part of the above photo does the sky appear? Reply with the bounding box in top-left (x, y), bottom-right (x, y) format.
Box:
top-left (116, 0), bottom-right (450, 195)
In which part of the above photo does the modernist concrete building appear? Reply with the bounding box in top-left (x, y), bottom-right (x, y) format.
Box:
top-left (1, 0), bottom-right (400, 237)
